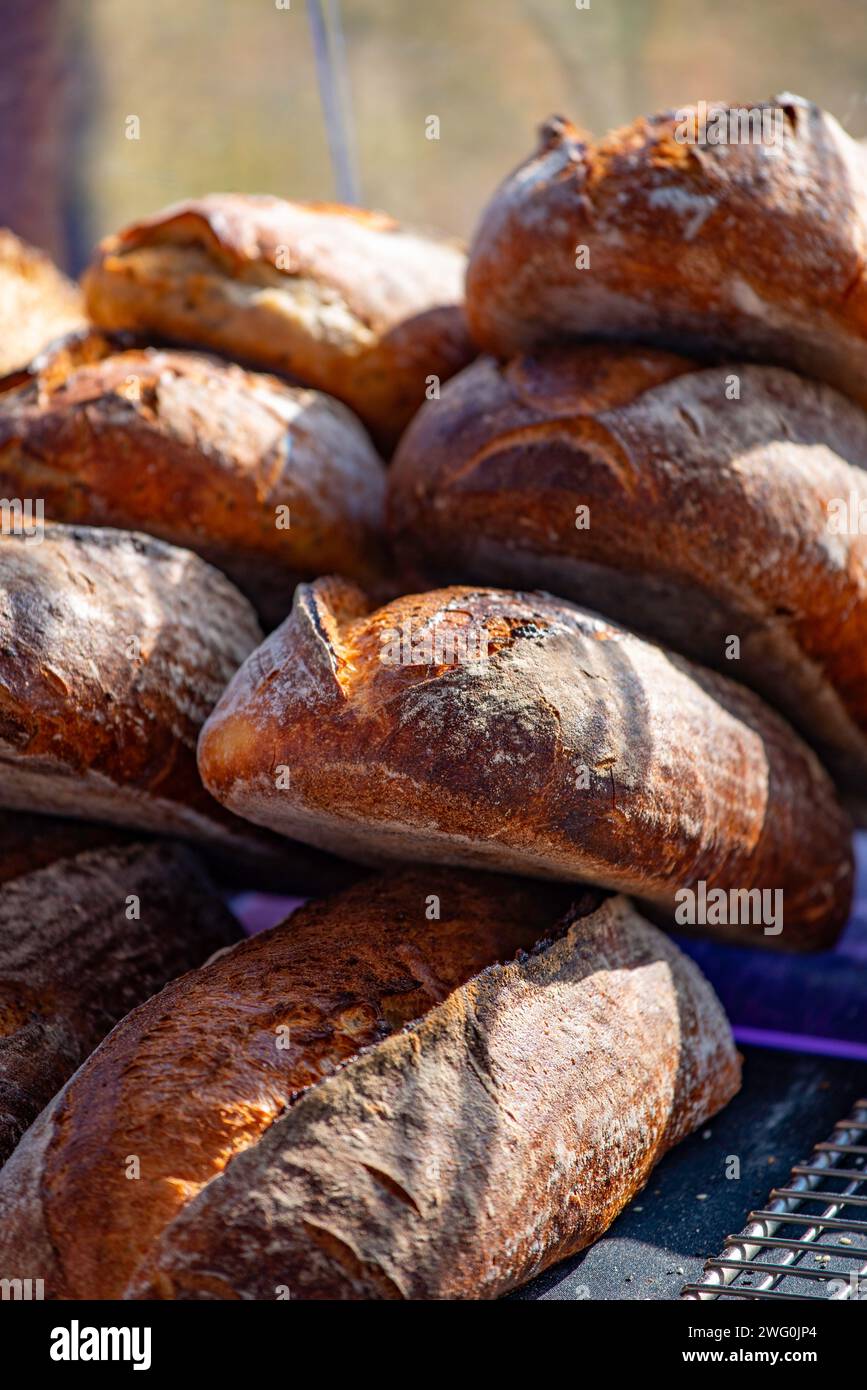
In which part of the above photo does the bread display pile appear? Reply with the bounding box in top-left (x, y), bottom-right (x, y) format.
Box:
top-left (0, 93), bottom-right (858, 1300)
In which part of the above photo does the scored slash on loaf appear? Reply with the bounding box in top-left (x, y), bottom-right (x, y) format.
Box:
top-left (197, 578), bottom-right (853, 950)
top-left (1, 88), bottom-right (864, 1301)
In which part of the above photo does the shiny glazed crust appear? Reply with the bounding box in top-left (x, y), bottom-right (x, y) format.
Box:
top-left (83, 195), bottom-right (475, 449)
top-left (0, 876), bottom-right (739, 1299)
top-left (197, 578), bottom-right (853, 949)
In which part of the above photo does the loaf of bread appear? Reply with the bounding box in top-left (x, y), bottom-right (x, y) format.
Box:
top-left (0, 331), bottom-right (387, 627)
top-left (388, 346), bottom-right (867, 817)
top-left (0, 840), bottom-right (239, 1166)
top-left (0, 228), bottom-right (85, 375)
top-left (197, 578), bottom-right (853, 949)
top-left (465, 97), bottom-right (867, 414)
top-left (0, 868), bottom-right (740, 1298)
top-left (83, 196), bottom-right (475, 450)
top-left (0, 522), bottom-right (349, 888)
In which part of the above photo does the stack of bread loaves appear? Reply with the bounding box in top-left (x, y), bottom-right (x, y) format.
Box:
top-left (0, 95), bottom-right (859, 1300)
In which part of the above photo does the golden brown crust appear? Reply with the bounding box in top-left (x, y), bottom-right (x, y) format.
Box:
top-left (466, 98), bottom-right (867, 411)
top-left (134, 895), bottom-right (739, 1299)
top-left (198, 579), bottom-right (853, 949)
top-left (387, 346), bottom-right (867, 813)
top-left (0, 878), bottom-right (738, 1299)
top-left (14, 867), bottom-right (576, 1299)
top-left (0, 840), bottom-right (239, 1166)
top-left (0, 522), bottom-right (348, 887)
top-left (0, 522), bottom-right (259, 838)
top-left (82, 195), bottom-right (475, 450)
top-left (0, 331), bottom-right (388, 627)
top-left (0, 229), bottom-right (85, 375)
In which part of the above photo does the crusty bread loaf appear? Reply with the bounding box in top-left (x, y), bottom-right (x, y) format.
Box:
top-left (465, 97), bottom-right (867, 414)
top-left (83, 196), bottom-right (475, 450)
top-left (0, 522), bottom-right (350, 888)
top-left (0, 840), bottom-right (239, 1166)
top-left (0, 331), bottom-right (387, 627)
top-left (0, 228), bottom-right (85, 375)
top-left (197, 578), bottom-right (853, 949)
top-left (0, 870), bottom-right (739, 1299)
top-left (388, 346), bottom-right (867, 817)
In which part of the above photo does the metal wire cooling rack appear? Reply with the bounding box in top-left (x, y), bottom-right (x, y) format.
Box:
top-left (682, 1098), bottom-right (867, 1300)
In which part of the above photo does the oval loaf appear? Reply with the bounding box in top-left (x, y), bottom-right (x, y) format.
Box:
top-left (83, 195), bottom-right (475, 450)
top-left (197, 578), bottom-right (853, 949)
top-left (0, 839), bottom-right (239, 1166)
top-left (465, 96), bottom-right (867, 414)
top-left (0, 331), bottom-right (387, 627)
top-left (0, 522), bottom-right (349, 887)
top-left (0, 870), bottom-right (740, 1299)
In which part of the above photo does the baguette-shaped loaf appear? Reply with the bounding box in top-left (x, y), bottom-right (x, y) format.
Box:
top-left (0, 872), bottom-right (739, 1299)
top-left (388, 347), bottom-right (867, 813)
top-left (0, 228), bottom-right (85, 375)
top-left (0, 332), bottom-right (387, 627)
top-left (0, 522), bottom-right (346, 887)
top-left (465, 97), bottom-right (867, 412)
top-left (0, 840), bottom-right (239, 1166)
top-left (197, 580), bottom-right (853, 949)
top-left (83, 195), bottom-right (474, 450)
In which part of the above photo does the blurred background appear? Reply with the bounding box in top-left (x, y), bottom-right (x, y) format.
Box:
top-left (1, 0), bottom-right (866, 271)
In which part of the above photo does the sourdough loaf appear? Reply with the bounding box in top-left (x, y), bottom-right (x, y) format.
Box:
top-left (0, 331), bottom-right (387, 627)
top-left (83, 196), bottom-right (474, 450)
top-left (197, 579), bottom-right (853, 949)
top-left (465, 97), bottom-right (867, 414)
top-left (0, 870), bottom-right (739, 1298)
top-left (388, 346), bottom-right (867, 816)
top-left (0, 840), bottom-right (239, 1165)
top-left (0, 522), bottom-right (349, 888)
